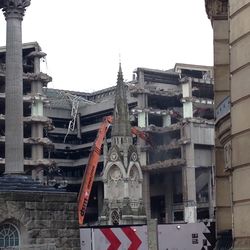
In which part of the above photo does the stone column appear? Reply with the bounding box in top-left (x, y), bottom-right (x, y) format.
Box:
top-left (0, 0), bottom-right (31, 174)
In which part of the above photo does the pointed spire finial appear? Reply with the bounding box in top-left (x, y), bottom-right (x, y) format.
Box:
top-left (119, 53), bottom-right (121, 64)
top-left (117, 57), bottom-right (123, 83)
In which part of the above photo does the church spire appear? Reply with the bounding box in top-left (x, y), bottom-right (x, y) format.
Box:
top-left (100, 64), bottom-right (146, 226)
top-left (111, 63), bottom-right (131, 141)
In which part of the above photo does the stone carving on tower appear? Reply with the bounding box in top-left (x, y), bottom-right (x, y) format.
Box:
top-left (100, 64), bottom-right (146, 225)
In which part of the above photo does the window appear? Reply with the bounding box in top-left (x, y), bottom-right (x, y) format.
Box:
top-left (111, 210), bottom-right (120, 225)
top-left (0, 224), bottom-right (20, 249)
top-left (173, 211), bottom-right (184, 222)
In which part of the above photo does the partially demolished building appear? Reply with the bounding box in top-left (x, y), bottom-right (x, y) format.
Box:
top-left (0, 42), bottom-right (214, 224)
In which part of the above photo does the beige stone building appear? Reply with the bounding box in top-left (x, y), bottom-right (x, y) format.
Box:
top-left (206, 0), bottom-right (250, 249)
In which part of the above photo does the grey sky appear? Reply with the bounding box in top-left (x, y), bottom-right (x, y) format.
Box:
top-left (0, 0), bottom-right (213, 92)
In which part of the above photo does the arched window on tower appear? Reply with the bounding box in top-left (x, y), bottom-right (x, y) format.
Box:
top-left (0, 223), bottom-right (20, 249)
top-left (111, 209), bottom-right (120, 225)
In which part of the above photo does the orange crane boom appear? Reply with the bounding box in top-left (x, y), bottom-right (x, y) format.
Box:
top-left (77, 115), bottom-right (150, 225)
top-left (78, 116), bottom-right (112, 225)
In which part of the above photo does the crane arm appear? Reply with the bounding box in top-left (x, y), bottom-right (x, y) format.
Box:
top-left (131, 126), bottom-right (151, 145)
top-left (78, 116), bottom-right (112, 225)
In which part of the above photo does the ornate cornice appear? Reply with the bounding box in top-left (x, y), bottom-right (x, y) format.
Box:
top-left (0, 0), bottom-right (31, 19)
top-left (205, 0), bottom-right (228, 20)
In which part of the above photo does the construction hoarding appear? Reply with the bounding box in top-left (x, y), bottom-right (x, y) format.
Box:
top-left (80, 221), bottom-right (215, 250)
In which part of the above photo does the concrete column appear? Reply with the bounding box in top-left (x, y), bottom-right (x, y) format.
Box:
top-left (30, 52), bottom-right (45, 181)
top-left (147, 219), bottom-right (158, 250)
top-left (229, 1), bottom-right (250, 248)
top-left (165, 173), bottom-right (173, 223)
top-left (163, 114), bottom-right (171, 127)
top-left (138, 112), bottom-right (148, 128)
top-left (136, 70), bottom-right (151, 220)
top-left (142, 171), bottom-right (151, 220)
top-left (183, 103), bottom-right (193, 119)
top-left (76, 113), bottom-right (81, 139)
top-left (0, 1), bottom-right (30, 174)
top-left (182, 123), bottom-right (197, 223)
top-left (31, 123), bottom-right (44, 181)
top-left (137, 69), bottom-right (148, 128)
top-left (140, 134), bottom-right (149, 218)
top-left (182, 78), bottom-right (193, 118)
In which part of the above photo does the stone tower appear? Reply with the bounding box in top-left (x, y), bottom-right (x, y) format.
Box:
top-left (100, 64), bottom-right (146, 225)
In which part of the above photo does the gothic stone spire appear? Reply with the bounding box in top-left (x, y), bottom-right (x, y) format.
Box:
top-left (100, 64), bottom-right (146, 225)
top-left (111, 63), bottom-right (131, 140)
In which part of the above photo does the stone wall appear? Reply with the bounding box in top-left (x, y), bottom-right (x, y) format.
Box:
top-left (0, 191), bottom-right (80, 250)
top-left (229, 1), bottom-right (250, 248)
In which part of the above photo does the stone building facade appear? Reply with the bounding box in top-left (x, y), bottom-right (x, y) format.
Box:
top-left (206, 0), bottom-right (250, 249)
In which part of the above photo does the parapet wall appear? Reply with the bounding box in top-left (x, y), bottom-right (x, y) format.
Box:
top-left (0, 191), bottom-right (80, 250)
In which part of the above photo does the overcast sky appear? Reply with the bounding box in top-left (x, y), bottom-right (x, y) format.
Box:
top-left (0, 0), bottom-right (213, 92)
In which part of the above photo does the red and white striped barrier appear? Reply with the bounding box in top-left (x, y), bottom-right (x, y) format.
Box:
top-left (80, 225), bottom-right (148, 250)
